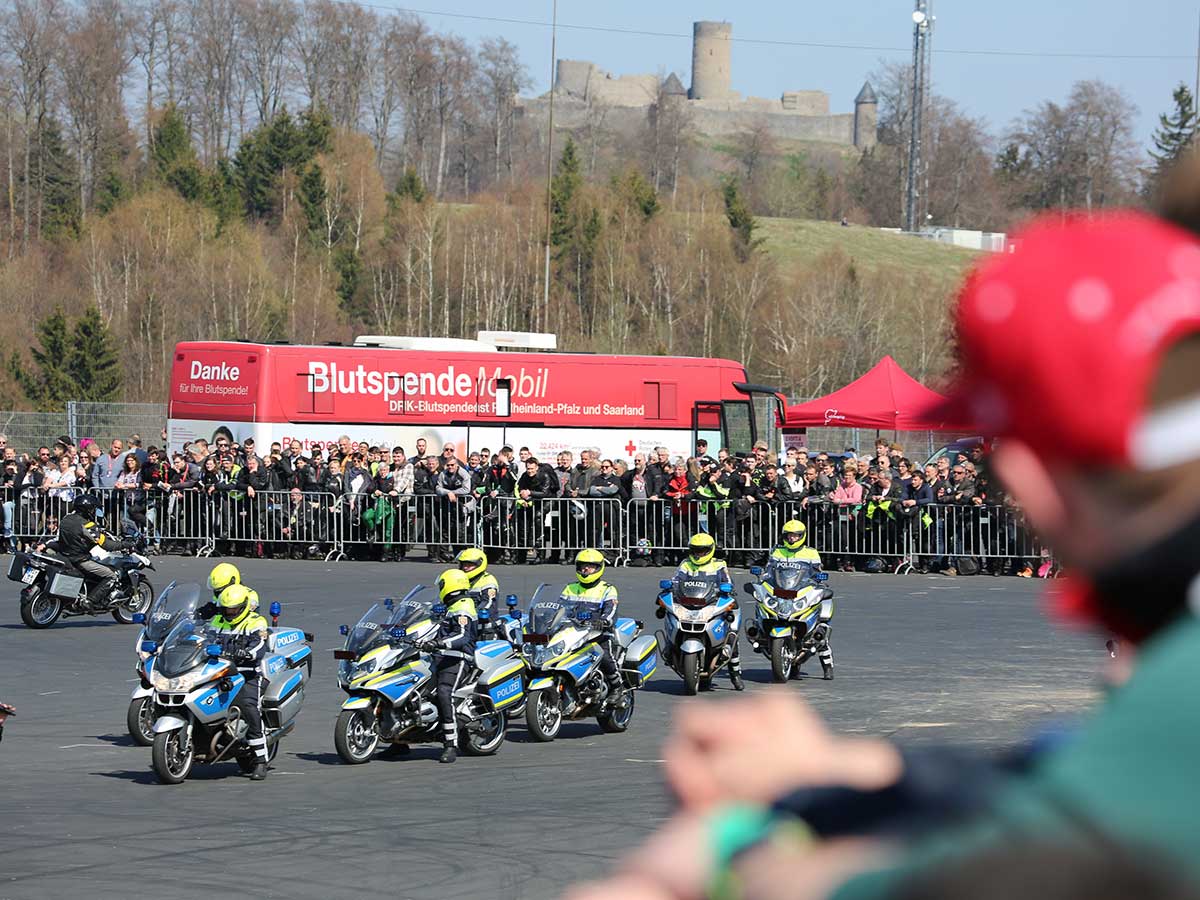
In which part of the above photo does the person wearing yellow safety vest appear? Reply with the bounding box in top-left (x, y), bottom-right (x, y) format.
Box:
top-left (674, 534), bottom-right (742, 690)
top-left (456, 547), bottom-right (500, 626)
top-left (428, 569), bottom-right (477, 765)
top-left (208, 584), bottom-right (272, 780)
top-left (770, 520), bottom-right (833, 680)
top-left (207, 562), bottom-right (241, 603)
top-left (866, 470), bottom-right (903, 560)
top-left (562, 549), bottom-right (628, 705)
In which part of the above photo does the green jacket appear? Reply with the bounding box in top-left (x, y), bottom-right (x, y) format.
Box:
top-left (834, 615), bottom-right (1200, 897)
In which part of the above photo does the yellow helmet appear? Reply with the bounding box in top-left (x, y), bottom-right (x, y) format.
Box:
top-left (218, 584), bottom-right (252, 624)
top-left (437, 569), bottom-right (472, 604)
top-left (208, 563), bottom-right (241, 598)
top-left (575, 548), bottom-right (605, 587)
top-left (782, 519), bottom-right (807, 548)
top-left (245, 588), bottom-right (260, 611)
top-left (456, 547), bottom-right (488, 585)
top-left (688, 533), bottom-right (716, 566)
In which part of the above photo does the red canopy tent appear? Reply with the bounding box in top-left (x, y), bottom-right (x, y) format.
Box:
top-left (784, 356), bottom-right (965, 431)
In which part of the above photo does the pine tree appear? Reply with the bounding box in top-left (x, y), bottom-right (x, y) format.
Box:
top-left (39, 119), bottom-right (81, 240)
top-left (152, 104), bottom-right (196, 176)
top-left (394, 167), bottom-right (427, 203)
top-left (68, 305), bottom-right (122, 401)
top-left (613, 168), bottom-right (660, 220)
top-left (9, 310), bottom-right (77, 410)
top-left (550, 138), bottom-right (583, 250)
top-left (723, 179), bottom-right (760, 261)
top-left (298, 163), bottom-right (328, 242)
top-left (1152, 84), bottom-right (1197, 170)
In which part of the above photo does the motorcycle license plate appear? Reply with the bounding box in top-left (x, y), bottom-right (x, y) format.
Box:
top-left (21, 567), bottom-right (37, 584)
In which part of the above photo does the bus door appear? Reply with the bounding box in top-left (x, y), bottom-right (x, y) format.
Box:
top-left (692, 402), bottom-right (723, 457)
top-left (734, 383), bottom-right (787, 458)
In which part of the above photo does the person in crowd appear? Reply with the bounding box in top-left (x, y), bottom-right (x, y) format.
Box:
top-left (588, 458), bottom-right (622, 555)
top-left (114, 453), bottom-right (147, 534)
top-left (433, 456), bottom-right (471, 562)
top-left (514, 456), bottom-right (554, 563)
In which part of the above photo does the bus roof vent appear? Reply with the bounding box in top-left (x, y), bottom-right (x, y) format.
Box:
top-left (353, 335), bottom-right (498, 352)
top-left (477, 331), bottom-right (557, 351)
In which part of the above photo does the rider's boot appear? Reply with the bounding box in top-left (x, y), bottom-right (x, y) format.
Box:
top-left (820, 644), bottom-right (834, 680)
top-left (729, 657), bottom-right (745, 692)
top-left (439, 743), bottom-right (457, 764)
top-left (606, 675), bottom-right (627, 707)
top-left (250, 762), bottom-right (268, 780)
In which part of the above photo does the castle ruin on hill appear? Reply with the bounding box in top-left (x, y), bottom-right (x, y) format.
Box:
top-left (517, 21), bottom-right (877, 150)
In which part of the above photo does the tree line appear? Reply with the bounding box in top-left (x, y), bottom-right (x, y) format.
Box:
top-left (0, 0), bottom-right (1191, 410)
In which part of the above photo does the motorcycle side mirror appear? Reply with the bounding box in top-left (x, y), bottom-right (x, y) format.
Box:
top-left (132, 613), bottom-right (146, 624)
top-left (743, 583), bottom-right (755, 596)
top-left (205, 644), bottom-right (222, 658)
top-left (749, 566), bottom-right (763, 577)
top-left (140, 640), bottom-right (157, 654)
top-left (384, 597), bottom-right (395, 610)
top-left (339, 624), bottom-right (349, 636)
top-left (814, 571), bottom-right (829, 582)
top-left (506, 594), bottom-right (519, 608)
top-left (658, 579), bottom-right (673, 590)
top-left (655, 606), bottom-right (665, 619)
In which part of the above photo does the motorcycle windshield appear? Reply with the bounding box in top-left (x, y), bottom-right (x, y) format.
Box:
top-left (345, 602), bottom-right (395, 655)
top-left (527, 599), bottom-right (593, 636)
top-left (387, 597), bottom-right (438, 633)
top-left (768, 561), bottom-right (816, 593)
top-left (155, 617), bottom-right (210, 678)
top-left (672, 573), bottom-right (722, 606)
top-left (145, 582), bottom-right (202, 642)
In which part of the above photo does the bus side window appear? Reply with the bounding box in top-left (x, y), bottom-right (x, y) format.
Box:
top-left (296, 373), bottom-right (332, 414)
top-left (644, 382), bottom-right (676, 420)
top-left (722, 401), bottom-right (753, 455)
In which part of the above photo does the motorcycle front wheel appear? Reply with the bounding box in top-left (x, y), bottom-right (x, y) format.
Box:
top-left (770, 638), bottom-right (795, 683)
top-left (126, 696), bottom-right (155, 746)
top-left (152, 728), bottom-right (195, 784)
top-left (461, 712), bottom-right (506, 756)
top-left (524, 688), bottom-right (563, 742)
top-left (112, 581), bottom-right (155, 625)
top-left (20, 585), bottom-right (61, 629)
top-left (681, 651), bottom-right (701, 696)
top-left (334, 708), bottom-right (379, 764)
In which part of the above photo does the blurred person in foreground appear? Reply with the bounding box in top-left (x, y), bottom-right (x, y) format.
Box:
top-left (567, 210), bottom-right (1200, 900)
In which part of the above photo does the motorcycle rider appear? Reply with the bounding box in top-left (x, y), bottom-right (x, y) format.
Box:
top-left (771, 519), bottom-right (833, 680)
top-left (53, 494), bottom-right (134, 605)
top-left (206, 584), bottom-right (271, 781)
top-left (673, 533), bottom-right (743, 690)
top-left (562, 548), bottom-right (628, 705)
top-left (208, 562), bottom-right (241, 603)
top-left (429, 569), bottom-right (477, 765)
top-left (456, 547), bottom-right (500, 629)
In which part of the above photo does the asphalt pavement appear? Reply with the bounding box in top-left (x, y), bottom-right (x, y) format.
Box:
top-left (0, 557), bottom-right (1104, 900)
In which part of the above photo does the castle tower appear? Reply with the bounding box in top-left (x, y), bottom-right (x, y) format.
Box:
top-left (690, 21), bottom-right (732, 101)
top-left (854, 81), bottom-right (878, 150)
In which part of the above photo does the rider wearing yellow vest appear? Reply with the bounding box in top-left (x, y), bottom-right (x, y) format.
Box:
top-left (208, 584), bottom-right (272, 779)
top-left (456, 547), bottom-right (500, 623)
top-left (430, 569), bottom-right (477, 765)
top-left (770, 520), bottom-right (833, 680)
top-left (563, 549), bottom-right (627, 704)
top-left (674, 534), bottom-right (743, 690)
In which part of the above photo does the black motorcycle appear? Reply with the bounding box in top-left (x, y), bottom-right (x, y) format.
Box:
top-left (8, 533), bottom-right (155, 629)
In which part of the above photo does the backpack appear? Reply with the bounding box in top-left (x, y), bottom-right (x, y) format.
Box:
top-left (956, 556), bottom-right (981, 576)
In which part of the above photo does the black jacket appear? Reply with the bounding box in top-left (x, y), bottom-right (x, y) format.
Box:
top-left (517, 469), bottom-right (557, 500)
top-left (56, 513), bottom-right (125, 564)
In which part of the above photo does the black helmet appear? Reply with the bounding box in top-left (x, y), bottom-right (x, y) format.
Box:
top-left (71, 494), bottom-right (99, 517)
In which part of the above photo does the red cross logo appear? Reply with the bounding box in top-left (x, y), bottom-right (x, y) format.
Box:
top-left (625, 440), bottom-right (637, 455)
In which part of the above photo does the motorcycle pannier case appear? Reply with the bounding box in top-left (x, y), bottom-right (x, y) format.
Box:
top-left (475, 660), bottom-right (525, 712)
top-left (49, 572), bottom-right (85, 598)
top-left (6, 552), bottom-right (31, 582)
top-left (262, 669), bottom-right (306, 730)
top-left (621, 634), bottom-right (659, 687)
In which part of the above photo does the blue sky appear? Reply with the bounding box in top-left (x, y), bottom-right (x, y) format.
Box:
top-left (387, 0), bottom-right (1199, 153)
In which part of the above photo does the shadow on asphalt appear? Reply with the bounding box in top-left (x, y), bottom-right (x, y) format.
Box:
top-left (504, 720), bottom-right (601, 743)
top-left (0, 620), bottom-right (119, 630)
top-left (92, 766), bottom-right (251, 785)
top-left (94, 733), bottom-right (138, 747)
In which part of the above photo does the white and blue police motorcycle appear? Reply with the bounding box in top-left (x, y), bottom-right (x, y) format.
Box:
top-left (333, 588), bottom-right (526, 764)
top-left (145, 582), bottom-right (312, 784)
top-left (127, 582), bottom-right (200, 745)
top-left (744, 560), bottom-right (833, 682)
top-left (654, 572), bottom-right (740, 695)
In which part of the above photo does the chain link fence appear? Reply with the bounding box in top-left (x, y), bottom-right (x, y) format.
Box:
top-left (0, 402), bottom-right (166, 452)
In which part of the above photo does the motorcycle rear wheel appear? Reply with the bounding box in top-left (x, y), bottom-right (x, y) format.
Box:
top-left (597, 689), bottom-right (636, 733)
top-left (334, 708), bottom-right (379, 764)
top-left (112, 581), bottom-right (154, 625)
top-left (681, 651), bottom-right (701, 696)
top-left (152, 729), bottom-right (194, 784)
top-left (525, 689), bottom-right (562, 742)
top-left (126, 696), bottom-right (155, 746)
top-left (20, 585), bottom-right (61, 629)
top-left (770, 638), bottom-right (795, 683)
top-left (461, 712), bottom-right (506, 756)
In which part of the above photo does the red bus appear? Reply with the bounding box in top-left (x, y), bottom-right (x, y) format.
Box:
top-left (167, 337), bottom-right (784, 462)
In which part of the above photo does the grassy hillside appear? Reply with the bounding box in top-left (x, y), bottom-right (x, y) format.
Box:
top-left (758, 217), bottom-right (979, 287)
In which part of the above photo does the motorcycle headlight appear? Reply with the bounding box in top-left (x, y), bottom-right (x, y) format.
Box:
top-left (152, 669), bottom-right (206, 693)
top-left (350, 657), bottom-right (378, 680)
top-left (535, 641), bottom-right (567, 666)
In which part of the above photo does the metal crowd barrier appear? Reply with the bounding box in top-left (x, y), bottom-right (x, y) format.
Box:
top-left (0, 486), bottom-right (1048, 573)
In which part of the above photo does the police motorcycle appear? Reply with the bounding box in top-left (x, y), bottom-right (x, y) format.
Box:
top-left (333, 588), bottom-right (527, 764)
top-left (127, 582), bottom-right (200, 745)
top-left (476, 593), bottom-right (529, 719)
top-left (744, 560), bottom-right (833, 682)
top-left (145, 582), bottom-right (312, 784)
top-left (654, 573), bottom-right (740, 695)
top-left (7, 529), bottom-right (154, 629)
top-left (521, 586), bottom-right (658, 742)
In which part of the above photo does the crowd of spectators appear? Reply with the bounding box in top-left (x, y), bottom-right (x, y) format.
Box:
top-left (0, 429), bottom-right (1045, 575)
